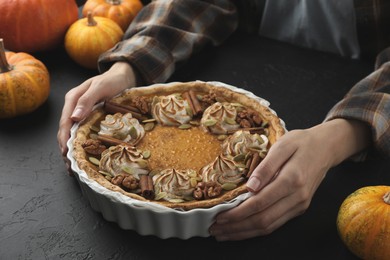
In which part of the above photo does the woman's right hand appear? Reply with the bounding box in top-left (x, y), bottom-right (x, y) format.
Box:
top-left (57, 62), bottom-right (138, 173)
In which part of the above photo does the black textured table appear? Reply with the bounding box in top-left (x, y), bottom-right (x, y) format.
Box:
top-left (1, 30), bottom-right (389, 260)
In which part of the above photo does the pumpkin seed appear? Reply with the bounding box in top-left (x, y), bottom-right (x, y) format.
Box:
top-left (217, 134), bottom-right (228, 141)
top-left (99, 170), bottom-right (113, 177)
top-left (235, 106), bottom-right (244, 112)
top-left (113, 132), bottom-right (126, 140)
top-left (88, 156), bottom-right (100, 166)
top-left (89, 125), bottom-right (100, 133)
top-left (190, 177), bottom-right (198, 188)
top-left (185, 106), bottom-right (193, 117)
top-left (203, 119), bottom-right (217, 126)
top-left (235, 163), bottom-right (246, 168)
top-left (233, 154), bottom-right (246, 162)
top-left (178, 124), bottom-right (191, 129)
top-left (149, 169), bottom-right (160, 177)
top-left (215, 97), bottom-right (227, 103)
top-left (224, 117), bottom-right (237, 125)
top-left (189, 120), bottom-right (200, 126)
top-left (122, 166), bottom-right (135, 175)
top-left (259, 151), bottom-right (267, 158)
top-left (256, 135), bottom-right (265, 144)
top-left (222, 182), bottom-right (237, 191)
top-left (144, 122), bottom-right (155, 131)
top-left (183, 195), bottom-right (195, 201)
top-left (105, 175), bottom-right (112, 181)
top-left (89, 133), bottom-right (98, 140)
top-left (151, 96), bottom-right (160, 107)
top-left (137, 159), bottom-right (148, 168)
top-left (188, 170), bottom-right (197, 178)
top-left (142, 150), bottom-right (151, 159)
top-left (244, 152), bottom-right (252, 163)
top-left (173, 93), bottom-right (182, 99)
top-left (129, 126), bottom-right (138, 139)
top-left (154, 192), bottom-right (167, 201)
top-left (142, 118), bottom-right (157, 123)
top-left (168, 198), bottom-right (185, 203)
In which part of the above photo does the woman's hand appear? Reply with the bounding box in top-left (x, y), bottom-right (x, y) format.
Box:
top-left (209, 119), bottom-right (371, 241)
top-left (57, 62), bottom-right (138, 173)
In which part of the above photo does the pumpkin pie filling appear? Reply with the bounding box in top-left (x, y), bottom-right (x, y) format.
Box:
top-left (137, 124), bottom-right (222, 171)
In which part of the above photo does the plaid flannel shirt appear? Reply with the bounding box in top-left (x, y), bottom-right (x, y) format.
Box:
top-left (98, 0), bottom-right (390, 158)
top-left (325, 48), bottom-right (390, 160)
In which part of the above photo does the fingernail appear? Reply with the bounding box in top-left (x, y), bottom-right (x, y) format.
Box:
top-left (247, 176), bottom-right (261, 192)
top-left (71, 108), bottom-right (83, 119)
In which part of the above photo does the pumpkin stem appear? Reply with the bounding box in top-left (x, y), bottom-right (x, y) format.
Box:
top-left (0, 39), bottom-right (12, 73)
top-left (384, 191), bottom-right (390, 205)
top-left (106, 0), bottom-right (122, 5)
top-left (87, 12), bottom-right (97, 26)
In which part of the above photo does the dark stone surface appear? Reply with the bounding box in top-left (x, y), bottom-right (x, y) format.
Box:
top-left (1, 31), bottom-right (385, 259)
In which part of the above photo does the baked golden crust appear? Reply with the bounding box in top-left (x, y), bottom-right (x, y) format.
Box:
top-left (71, 81), bottom-right (285, 210)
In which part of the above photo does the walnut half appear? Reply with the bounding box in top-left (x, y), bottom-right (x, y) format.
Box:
top-left (82, 139), bottom-right (106, 155)
top-left (193, 181), bottom-right (222, 200)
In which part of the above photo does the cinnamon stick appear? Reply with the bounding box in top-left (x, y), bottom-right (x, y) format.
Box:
top-left (242, 153), bottom-right (253, 177)
top-left (182, 92), bottom-right (196, 116)
top-left (97, 134), bottom-right (132, 147)
top-left (140, 175), bottom-right (155, 200)
top-left (188, 90), bottom-right (203, 115)
top-left (227, 127), bottom-right (265, 135)
top-left (104, 100), bottom-right (146, 120)
top-left (183, 90), bottom-right (203, 116)
top-left (246, 152), bottom-right (261, 178)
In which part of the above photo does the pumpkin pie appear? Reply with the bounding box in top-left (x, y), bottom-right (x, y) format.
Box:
top-left (70, 81), bottom-right (285, 211)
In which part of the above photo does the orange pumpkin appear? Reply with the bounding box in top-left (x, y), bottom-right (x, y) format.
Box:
top-left (0, 0), bottom-right (78, 53)
top-left (0, 39), bottom-right (50, 119)
top-left (337, 186), bottom-right (390, 260)
top-left (65, 12), bottom-right (124, 70)
top-left (82, 0), bottom-right (143, 32)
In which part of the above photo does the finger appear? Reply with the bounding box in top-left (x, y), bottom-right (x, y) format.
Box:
top-left (211, 188), bottom-right (308, 241)
top-left (71, 75), bottom-right (130, 120)
top-left (58, 81), bottom-right (98, 159)
top-left (246, 133), bottom-right (299, 193)
top-left (211, 200), bottom-right (305, 241)
top-left (216, 177), bottom-right (294, 225)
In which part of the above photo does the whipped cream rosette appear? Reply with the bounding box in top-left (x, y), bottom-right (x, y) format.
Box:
top-left (99, 145), bottom-right (149, 178)
top-left (222, 130), bottom-right (269, 157)
top-left (99, 112), bottom-right (145, 145)
top-left (151, 94), bottom-right (193, 125)
top-left (153, 169), bottom-right (200, 203)
top-left (200, 102), bottom-right (240, 134)
top-left (201, 154), bottom-right (244, 186)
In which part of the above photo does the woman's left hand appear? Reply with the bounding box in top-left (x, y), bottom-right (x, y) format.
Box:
top-left (209, 119), bottom-right (371, 241)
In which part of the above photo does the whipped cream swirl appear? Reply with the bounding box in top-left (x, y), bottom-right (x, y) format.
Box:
top-left (151, 94), bottom-right (192, 125)
top-left (99, 112), bottom-right (145, 145)
top-left (222, 130), bottom-right (269, 157)
top-left (153, 169), bottom-right (198, 202)
top-left (99, 145), bottom-right (149, 178)
top-left (200, 102), bottom-right (240, 134)
top-left (200, 155), bottom-right (244, 185)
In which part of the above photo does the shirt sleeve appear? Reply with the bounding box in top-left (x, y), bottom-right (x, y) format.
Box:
top-left (98, 0), bottom-right (238, 84)
top-left (325, 47), bottom-right (390, 159)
